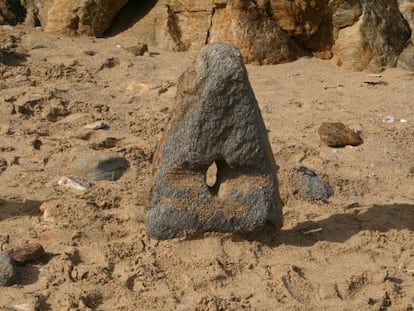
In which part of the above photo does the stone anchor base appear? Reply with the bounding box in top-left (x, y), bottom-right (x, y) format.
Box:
top-left (146, 43), bottom-right (283, 239)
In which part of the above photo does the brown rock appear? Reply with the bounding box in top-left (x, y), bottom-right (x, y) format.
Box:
top-left (44, 0), bottom-right (128, 36)
top-left (318, 122), bottom-right (363, 148)
top-left (146, 43), bottom-right (283, 239)
top-left (7, 243), bottom-right (45, 263)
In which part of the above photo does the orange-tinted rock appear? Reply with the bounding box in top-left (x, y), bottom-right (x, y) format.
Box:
top-left (44, 0), bottom-right (128, 36)
top-left (318, 122), bottom-right (363, 148)
top-left (119, 0), bottom-right (303, 65)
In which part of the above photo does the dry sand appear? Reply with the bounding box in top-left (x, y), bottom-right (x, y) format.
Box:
top-left (0, 26), bottom-right (413, 310)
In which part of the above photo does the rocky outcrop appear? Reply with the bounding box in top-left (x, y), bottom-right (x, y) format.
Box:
top-left (397, 0), bottom-right (414, 71)
top-left (124, 0), bottom-right (412, 70)
top-left (122, 0), bottom-right (304, 65)
top-left (0, 0), bottom-right (51, 27)
top-left (332, 0), bottom-right (411, 71)
top-left (147, 43), bottom-right (283, 239)
top-left (44, 0), bottom-right (128, 36)
top-left (1, 0), bottom-right (413, 71)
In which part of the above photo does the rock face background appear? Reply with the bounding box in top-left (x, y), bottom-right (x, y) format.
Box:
top-left (1, 0), bottom-right (413, 69)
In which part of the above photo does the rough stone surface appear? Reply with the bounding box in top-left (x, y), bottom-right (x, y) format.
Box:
top-left (318, 122), bottom-right (363, 148)
top-left (397, 46), bottom-right (414, 71)
top-left (120, 0), bottom-right (303, 65)
top-left (71, 153), bottom-right (129, 181)
top-left (147, 42), bottom-right (283, 239)
top-left (0, 0), bottom-right (52, 27)
top-left (293, 166), bottom-right (334, 202)
top-left (44, 0), bottom-right (128, 36)
top-left (0, 0), bottom-right (27, 26)
top-left (7, 243), bottom-right (45, 263)
top-left (332, 0), bottom-right (411, 71)
top-left (0, 253), bottom-right (19, 286)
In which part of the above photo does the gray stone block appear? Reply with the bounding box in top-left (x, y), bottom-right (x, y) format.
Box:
top-left (146, 42), bottom-right (283, 239)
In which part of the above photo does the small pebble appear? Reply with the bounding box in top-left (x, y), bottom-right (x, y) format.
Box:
top-left (84, 121), bottom-right (109, 130)
top-left (7, 243), bottom-right (45, 263)
top-left (58, 176), bottom-right (90, 191)
top-left (0, 253), bottom-right (19, 286)
top-left (382, 116), bottom-right (395, 123)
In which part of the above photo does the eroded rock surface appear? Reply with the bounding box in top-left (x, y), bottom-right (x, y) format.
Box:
top-left (45, 0), bottom-right (128, 36)
top-left (147, 43), bottom-right (283, 239)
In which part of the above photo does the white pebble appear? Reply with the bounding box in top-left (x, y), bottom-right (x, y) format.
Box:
top-left (58, 176), bottom-right (90, 191)
top-left (84, 121), bottom-right (109, 130)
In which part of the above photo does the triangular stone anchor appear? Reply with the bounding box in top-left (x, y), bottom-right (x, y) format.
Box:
top-left (146, 43), bottom-right (283, 239)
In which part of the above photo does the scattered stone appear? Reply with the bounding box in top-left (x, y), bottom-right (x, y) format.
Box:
top-left (58, 176), bottom-right (90, 191)
top-left (296, 166), bottom-right (333, 201)
top-left (71, 154), bottom-right (129, 181)
top-left (147, 43), bottom-right (283, 239)
top-left (318, 122), bottom-right (363, 148)
top-left (123, 43), bottom-right (148, 56)
top-left (7, 243), bottom-right (45, 263)
top-left (283, 166), bottom-right (334, 202)
top-left (0, 253), bottom-right (19, 286)
top-left (84, 121), bottom-right (109, 130)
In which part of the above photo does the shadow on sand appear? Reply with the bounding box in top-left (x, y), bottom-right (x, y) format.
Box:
top-left (0, 198), bottom-right (42, 220)
top-left (0, 50), bottom-right (29, 66)
top-left (247, 203), bottom-right (414, 247)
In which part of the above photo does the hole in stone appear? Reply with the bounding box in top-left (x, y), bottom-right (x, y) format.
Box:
top-left (206, 161), bottom-right (218, 188)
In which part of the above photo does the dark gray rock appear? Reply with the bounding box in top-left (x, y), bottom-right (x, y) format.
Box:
top-left (293, 166), bottom-right (333, 202)
top-left (147, 42), bottom-right (283, 240)
top-left (0, 253), bottom-right (19, 287)
top-left (71, 153), bottom-right (129, 181)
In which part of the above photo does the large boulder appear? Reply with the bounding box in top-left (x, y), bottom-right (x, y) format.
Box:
top-left (44, 0), bottom-right (128, 36)
top-left (119, 0), bottom-right (304, 64)
top-left (397, 0), bottom-right (414, 70)
top-left (332, 0), bottom-right (411, 71)
top-left (270, 0), bottom-right (333, 58)
top-left (146, 43), bottom-right (283, 239)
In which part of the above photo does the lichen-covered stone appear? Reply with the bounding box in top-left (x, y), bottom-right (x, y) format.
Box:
top-left (146, 42), bottom-right (283, 239)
